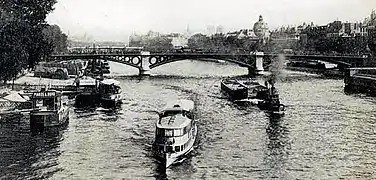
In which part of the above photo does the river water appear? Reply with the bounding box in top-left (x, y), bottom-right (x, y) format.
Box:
top-left (1, 60), bottom-right (376, 180)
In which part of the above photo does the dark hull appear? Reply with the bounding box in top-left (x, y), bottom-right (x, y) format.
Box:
top-left (100, 98), bottom-right (122, 109)
top-left (75, 94), bottom-right (100, 108)
top-left (220, 79), bottom-right (248, 101)
top-left (30, 112), bottom-right (70, 132)
top-left (258, 102), bottom-right (285, 116)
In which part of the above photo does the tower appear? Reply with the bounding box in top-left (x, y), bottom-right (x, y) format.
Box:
top-left (253, 15), bottom-right (270, 47)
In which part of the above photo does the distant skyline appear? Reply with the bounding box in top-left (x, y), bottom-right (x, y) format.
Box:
top-left (46, 0), bottom-right (376, 41)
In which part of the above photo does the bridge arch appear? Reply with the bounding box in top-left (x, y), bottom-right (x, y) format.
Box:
top-left (148, 55), bottom-right (255, 69)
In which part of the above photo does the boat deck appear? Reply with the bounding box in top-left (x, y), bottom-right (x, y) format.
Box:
top-left (158, 113), bottom-right (191, 129)
top-left (223, 82), bottom-right (247, 90)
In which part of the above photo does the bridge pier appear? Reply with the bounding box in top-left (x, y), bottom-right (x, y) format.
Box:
top-left (248, 52), bottom-right (265, 76)
top-left (255, 52), bottom-right (265, 75)
top-left (139, 66), bottom-right (151, 76)
top-left (139, 51), bottom-right (151, 76)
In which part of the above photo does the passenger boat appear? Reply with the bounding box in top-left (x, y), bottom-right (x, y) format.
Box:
top-left (98, 79), bottom-right (122, 109)
top-left (30, 89), bottom-right (69, 130)
top-left (153, 99), bottom-right (198, 168)
top-left (220, 79), bottom-right (248, 101)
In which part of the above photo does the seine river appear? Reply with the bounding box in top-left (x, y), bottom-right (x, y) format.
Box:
top-left (1, 60), bottom-right (376, 180)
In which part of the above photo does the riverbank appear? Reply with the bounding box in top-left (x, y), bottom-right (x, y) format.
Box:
top-left (2, 72), bottom-right (76, 92)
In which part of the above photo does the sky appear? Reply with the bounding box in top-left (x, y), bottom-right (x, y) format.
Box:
top-left (46, 0), bottom-right (376, 41)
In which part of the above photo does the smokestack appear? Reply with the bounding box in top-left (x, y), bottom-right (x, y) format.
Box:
top-left (267, 54), bottom-right (285, 86)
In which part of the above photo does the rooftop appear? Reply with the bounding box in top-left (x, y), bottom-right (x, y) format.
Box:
top-left (157, 112), bottom-right (191, 129)
top-left (156, 99), bottom-right (195, 129)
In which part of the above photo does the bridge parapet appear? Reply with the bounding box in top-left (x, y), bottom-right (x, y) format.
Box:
top-left (49, 51), bottom-right (368, 76)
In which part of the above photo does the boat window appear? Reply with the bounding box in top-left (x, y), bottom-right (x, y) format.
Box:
top-left (42, 99), bottom-right (55, 110)
top-left (156, 128), bottom-right (165, 136)
top-left (165, 129), bottom-right (174, 137)
top-left (166, 146), bottom-right (173, 153)
top-left (175, 146), bottom-right (180, 152)
top-left (174, 129), bottom-right (183, 136)
top-left (181, 145), bottom-right (184, 150)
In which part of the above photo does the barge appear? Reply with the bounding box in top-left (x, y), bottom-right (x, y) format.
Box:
top-left (344, 67), bottom-right (376, 95)
top-left (220, 79), bottom-right (248, 101)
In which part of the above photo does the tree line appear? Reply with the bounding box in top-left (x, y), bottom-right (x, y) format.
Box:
top-left (298, 28), bottom-right (370, 56)
top-left (0, 0), bottom-right (67, 84)
top-left (187, 33), bottom-right (260, 53)
top-left (129, 36), bottom-right (173, 52)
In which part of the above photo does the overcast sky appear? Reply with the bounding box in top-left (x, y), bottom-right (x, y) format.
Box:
top-left (46, 0), bottom-right (376, 41)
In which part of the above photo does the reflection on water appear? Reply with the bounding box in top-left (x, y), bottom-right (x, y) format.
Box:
top-left (262, 117), bottom-right (290, 179)
top-left (1, 60), bottom-right (376, 179)
top-left (0, 121), bottom-right (66, 179)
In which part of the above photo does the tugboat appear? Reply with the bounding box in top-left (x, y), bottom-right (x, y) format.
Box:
top-left (30, 89), bottom-right (69, 131)
top-left (153, 99), bottom-right (198, 168)
top-left (220, 78), bottom-right (248, 101)
top-left (257, 81), bottom-right (285, 116)
top-left (98, 79), bottom-right (122, 109)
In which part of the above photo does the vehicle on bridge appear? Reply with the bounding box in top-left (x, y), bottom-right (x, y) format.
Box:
top-left (153, 99), bottom-right (198, 168)
top-left (67, 46), bottom-right (144, 54)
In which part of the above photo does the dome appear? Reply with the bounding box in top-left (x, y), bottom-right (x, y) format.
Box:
top-left (253, 15), bottom-right (269, 38)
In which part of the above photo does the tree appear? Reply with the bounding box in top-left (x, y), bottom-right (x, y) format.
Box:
top-left (1, 0), bottom-right (58, 68)
top-left (0, 8), bottom-right (29, 84)
top-left (43, 24), bottom-right (68, 54)
top-left (142, 36), bottom-right (173, 52)
top-left (187, 33), bottom-right (210, 49)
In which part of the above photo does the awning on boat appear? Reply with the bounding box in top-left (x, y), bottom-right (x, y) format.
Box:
top-left (2, 92), bottom-right (27, 102)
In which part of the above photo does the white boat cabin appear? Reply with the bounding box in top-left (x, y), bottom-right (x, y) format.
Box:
top-left (154, 100), bottom-right (195, 154)
top-left (31, 90), bottom-right (63, 111)
top-left (99, 79), bottom-right (121, 95)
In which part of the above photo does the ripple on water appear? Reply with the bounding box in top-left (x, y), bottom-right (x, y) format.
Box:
top-left (1, 62), bottom-right (376, 179)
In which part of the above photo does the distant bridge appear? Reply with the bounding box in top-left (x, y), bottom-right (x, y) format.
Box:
top-left (49, 49), bottom-right (369, 76)
top-left (49, 52), bottom-right (264, 75)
